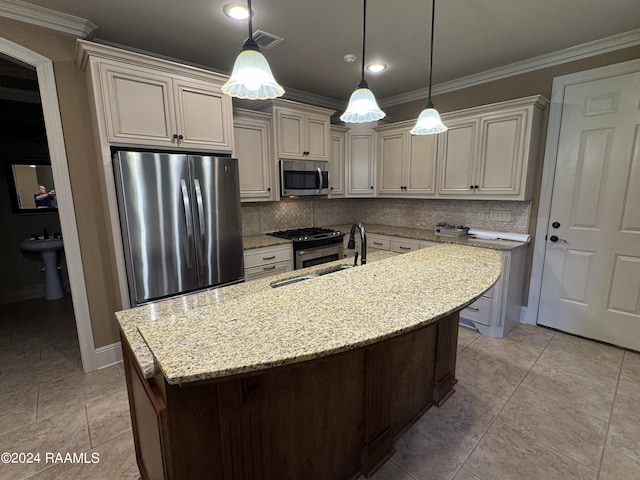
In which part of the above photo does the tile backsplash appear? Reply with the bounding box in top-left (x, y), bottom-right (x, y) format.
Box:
top-left (242, 198), bottom-right (531, 235)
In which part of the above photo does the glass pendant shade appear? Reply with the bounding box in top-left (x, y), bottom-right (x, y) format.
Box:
top-left (222, 45), bottom-right (284, 100)
top-left (340, 81), bottom-right (386, 123)
top-left (410, 103), bottom-right (447, 135)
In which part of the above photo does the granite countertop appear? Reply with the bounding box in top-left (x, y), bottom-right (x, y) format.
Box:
top-left (121, 244), bottom-right (501, 385)
top-left (242, 234), bottom-right (291, 250)
top-left (117, 250), bottom-right (396, 379)
top-left (329, 224), bottom-right (527, 251)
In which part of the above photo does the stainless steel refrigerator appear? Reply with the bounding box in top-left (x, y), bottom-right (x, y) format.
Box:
top-left (113, 150), bottom-right (244, 305)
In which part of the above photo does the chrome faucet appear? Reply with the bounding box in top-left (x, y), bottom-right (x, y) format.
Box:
top-left (348, 223), bottom-right (367, 266)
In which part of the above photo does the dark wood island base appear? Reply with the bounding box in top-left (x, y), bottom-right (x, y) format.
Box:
top-left (123, 312), bottom-right (460, 480)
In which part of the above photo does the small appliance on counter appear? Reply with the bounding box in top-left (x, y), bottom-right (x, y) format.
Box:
top-left (268, 227), bottom-right (344, 269)
top-left (435, 223), bottom-right (470, 236)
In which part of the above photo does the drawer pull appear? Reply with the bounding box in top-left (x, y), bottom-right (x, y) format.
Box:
top-left (466, 307), bottom-right (479, 312)
top-left (399, 246), bottom-right (411, 250)
top-left (263, 265), bottom-right (276, 271)
top-left (373, 241), bottom-right (383, 246)
top-left (262, 255), bottom-right (276, 260)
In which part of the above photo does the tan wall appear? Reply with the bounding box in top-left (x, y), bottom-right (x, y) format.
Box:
top-left (1, 17), bottom-right (121, 347)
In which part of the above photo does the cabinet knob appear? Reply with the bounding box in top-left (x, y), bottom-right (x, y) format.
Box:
top-left (474, 185), bottom-right (479, 189)
top-left (178, 134), bottom-right (184, 140)
top-left (370, 186), bottom-right (374, 189)
top-left (173, 134), bottom-right (179, 140)
top-left (469, 185), bottom-right (474, 190)
top-left (267, 187), bottom-right (271, 192)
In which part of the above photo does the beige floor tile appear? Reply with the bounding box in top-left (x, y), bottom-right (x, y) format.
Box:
top-left (37, 366), bottom-right (125, 420)
top-left (498, 386), bottom-right (607, 469)
top-left (85, 390), bottom-right (132, 447)
top-left (0, 406), bottom-right (91, 480)
top-left (26, 430), bottom-right (140, 480)
top-left (456, 326), bottom-right (480, 354)
top-left (606, 376), bottom-right (640, 463)
top-left (0, 351), bottom-right (82, 396)
top-left (432, 381), bottom-right (506, 439)
top-left (464, 420), bottom-right (597, 480)
top-left (452, 467), bottom-right (482, 480)
top-left (367, 460), bottom-right (416, 480)
top-left (40, 331), bottom-right (81, 359)
top-left (391, 410), bottom-right (478, 480)
top-left (599, 447), bottom-right (640, 480)
top-left (455, 345), bottom-right (529, 401)
top-left (535, 333), bottom-right (623, 386)
top-left (520, 360), bottom-right (616, 421)
top-left (0, 386), bottom-right (38, 436)
top-left (621, 350), bottom-right (640, 381)
top-left (0, 340), bottom-right (42, 367)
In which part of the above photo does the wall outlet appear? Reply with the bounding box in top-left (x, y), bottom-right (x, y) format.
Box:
top-left (489, 210), bottom-right (512, 222)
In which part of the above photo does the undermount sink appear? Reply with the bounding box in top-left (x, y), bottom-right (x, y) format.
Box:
top-left (19, 238), bottom-right (64, 253)
top-left (19, 237), bottom-right (65, 300)
top-left (270, 264), bottom-right (353, 289)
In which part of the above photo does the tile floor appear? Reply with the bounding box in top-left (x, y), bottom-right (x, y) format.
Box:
top-left (1, 296), bottom-right (639, 480)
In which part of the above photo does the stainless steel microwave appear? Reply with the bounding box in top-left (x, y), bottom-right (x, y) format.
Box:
top-left (279, 159), bottom-right (330, 197)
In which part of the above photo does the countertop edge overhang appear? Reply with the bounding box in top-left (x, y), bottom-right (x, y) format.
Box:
top-left (131, 244), bottom-right (502, 385)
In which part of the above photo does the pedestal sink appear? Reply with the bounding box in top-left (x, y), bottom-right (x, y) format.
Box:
top-left (19, 238), bottom-right (65, 300)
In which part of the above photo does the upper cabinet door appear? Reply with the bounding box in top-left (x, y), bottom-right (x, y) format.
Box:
top-left (377, 130), bottom-right (406, 195)
top-left (174, 78), bottom-right (233, 151)
top-left (329, 127), bottom-right (347, 197)
top-left (97, 60), bottom-right (233, 151)
top-left (101, 62), bottom-right (177, 147)
top-left (276, 110), bottom-right (305, 158)
top-left (476, 110), bottom-right (526, 196)
top-left (272, 103), bottom-right (332, 160)
top-left (437, 118), bottom-right (479, 195)
top-left (234, 111), bottom-right (275, 202)
top-left (305, 115), bottom-right (330, 159)
top-left (406, 134), bottom-right (437, 195)
top-left (346, 131), bottom-right (376, 197)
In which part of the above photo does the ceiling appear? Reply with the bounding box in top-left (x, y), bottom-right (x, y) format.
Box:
top-left (5, 0), bottom-right (640, 108)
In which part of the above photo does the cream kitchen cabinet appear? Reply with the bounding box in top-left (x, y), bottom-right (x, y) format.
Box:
top-left (459, 244), bottom-right (527, 338)
top-left (79, 45), bottom-right (234, 151)
top-left (264, 99), bottom-right (334, 161)
top-left (437, 96), bottom-right (547, 200)
top-left (345, 128), bottom-right (376, 197)
top-left (375, 121), bottom-right (438, 197)
top-left (329, 126), bottom-right (348, 197)
top-left (233, 109), bottom-right (275, 202)
top-left (244, 244), bottom-right (293, 281)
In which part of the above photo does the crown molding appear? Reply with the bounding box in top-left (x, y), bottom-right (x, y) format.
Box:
top-left (0, 0), bottom-right (97, 38)
top-left (378, 29), bottom-right (640, 108)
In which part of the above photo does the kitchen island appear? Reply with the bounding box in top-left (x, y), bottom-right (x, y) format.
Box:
top-left (117, 244), bottom-right (502, 480)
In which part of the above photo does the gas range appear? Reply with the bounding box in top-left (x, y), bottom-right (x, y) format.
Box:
top-left (268, 227), bottom-right (345, 269)
top-left (268, 227), bottom-right (344, 243)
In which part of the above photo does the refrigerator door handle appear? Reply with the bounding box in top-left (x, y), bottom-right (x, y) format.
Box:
top-left (180, 179), bottom-right (194, 268)
top-left (193, 178), bottom-right (206, 265)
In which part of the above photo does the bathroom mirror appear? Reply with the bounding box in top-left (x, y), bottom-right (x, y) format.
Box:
top-left (5, 159), bottom-right (58, 214)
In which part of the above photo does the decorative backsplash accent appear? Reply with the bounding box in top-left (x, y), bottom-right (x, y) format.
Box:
top-left (242, 198), bottom-right (531, 235)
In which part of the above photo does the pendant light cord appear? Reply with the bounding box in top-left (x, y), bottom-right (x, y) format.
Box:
top-left (247, 0), bottom-right (253, 37)
top-left (427, 0), bottom-right (436, 106)
top-left (360, 0), bottom-right (367, 84)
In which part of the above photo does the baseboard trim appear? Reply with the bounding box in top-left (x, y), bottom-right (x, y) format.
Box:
top-left (88, 341), bottom-right (123, 371)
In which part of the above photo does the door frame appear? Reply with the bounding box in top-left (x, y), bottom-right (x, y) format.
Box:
top-left (0, 37), bottom-right (106, 371)
top-left (525, 58), bottom-right (640, 325)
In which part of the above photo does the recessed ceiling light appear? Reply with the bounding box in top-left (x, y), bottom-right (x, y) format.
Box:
top-left (366, 63), bottom-right (387, 73)
top-left (223, 3), bottom-right (250, 20)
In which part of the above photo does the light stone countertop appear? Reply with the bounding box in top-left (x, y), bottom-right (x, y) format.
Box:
top-left (242, 234), bottom-right (291, 250)
top-left (130, 244), bottom-right (502, 385)
top-left (330, 224), bottom-right (527, 251)
top-left (117, 250), bottom-right (396, 379)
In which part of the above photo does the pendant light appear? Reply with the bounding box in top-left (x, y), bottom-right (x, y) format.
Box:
top-left (410, 0), bottom-right (447, 135)
top-left (222, 0), bottom-right (284, 100)
top-left (340, 0), bottom-right (385, 123)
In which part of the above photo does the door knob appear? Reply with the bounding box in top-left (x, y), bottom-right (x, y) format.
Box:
top-left (549, 235), bottom-right (568, 243)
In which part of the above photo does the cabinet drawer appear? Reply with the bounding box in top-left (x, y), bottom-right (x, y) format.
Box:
top-left (391, 238), bottom-right (422, 253)
top-left (461, 297), bottom-right (492, 326)
top-left (244, 245), bottom-right (292, 268)
top-left (245, 261), bottom-right (292, 281)
top-left (419, 241), bottom-right (439, 248)
top-left (367, 235), bottom-right (391, 251)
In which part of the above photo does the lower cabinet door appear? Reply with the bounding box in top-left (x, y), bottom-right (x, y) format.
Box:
top-left (461, 296), bottom-right (493, 326)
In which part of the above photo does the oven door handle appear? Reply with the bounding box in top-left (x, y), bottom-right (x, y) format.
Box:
top-left (316, 167), bottom-right (322, 193)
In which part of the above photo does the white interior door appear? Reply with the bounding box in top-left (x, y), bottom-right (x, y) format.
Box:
top-left (538, 69), bottom-right (640, 351)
